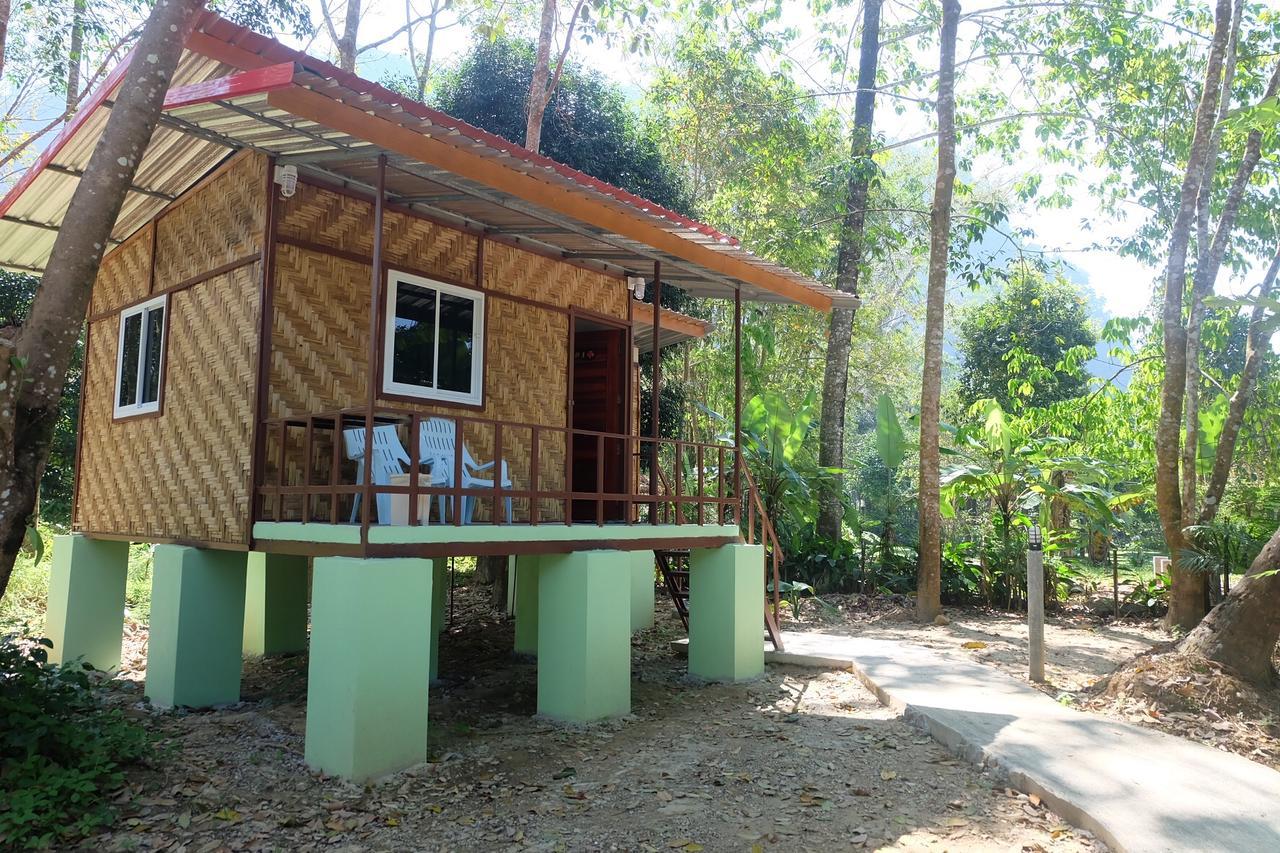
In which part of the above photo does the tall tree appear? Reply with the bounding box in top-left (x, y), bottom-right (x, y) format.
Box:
top-left (956, 272), bottom-right (1096, 412)
top-left (816, 0), bottom-right (882, 543)
top-left (1155, 0), bottom-right (1243, 632)
top-left (523, 0), bottom-right (585, 153)
top-left (0, 0), bottom-right (206, 601)
top-left (916, 0), bottom-right (960, 623)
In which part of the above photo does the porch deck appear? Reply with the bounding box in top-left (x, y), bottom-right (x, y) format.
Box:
top-left (254, 405), bottom-right (747, 557)
top-left (253, 520), bottom-right (742, 557)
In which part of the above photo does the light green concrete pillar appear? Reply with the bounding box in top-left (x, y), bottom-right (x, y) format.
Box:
top-left (513, 554), bottom-right (540, 656)
top-left (537, 550), bottom-right (630, 721)
top-left (430, 557), bottom-right (447, 682)
top-left (688, 543), bottom-right (765, 683)
top-left (629, 550), bottom-right (656, 633)
top-left (306, 556), bottom-right (433, 781)
top-left (146, 546), bottom-right (248, 709)
top-left (242, 552), bottom-right (309, 657)
top-left (45, 535), bottom-right (129, 671)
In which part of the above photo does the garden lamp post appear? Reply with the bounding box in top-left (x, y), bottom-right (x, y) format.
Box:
top-left (1027, 525), bottom-right (1045, 682)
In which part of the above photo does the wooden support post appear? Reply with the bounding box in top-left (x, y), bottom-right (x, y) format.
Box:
top-left (650, 261), bottom-right (662, 524)
top-left (361, 155), bottom-right (387, 543)
top-left (733, 287), bottom-right (743, 519)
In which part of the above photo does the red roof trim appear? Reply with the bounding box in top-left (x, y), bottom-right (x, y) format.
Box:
top-left (162, 62), bottom-right (296, 111)
top-left (0, 47), bottom-right (136, 218)
top-left (186, 11), bottom-right (741, 248)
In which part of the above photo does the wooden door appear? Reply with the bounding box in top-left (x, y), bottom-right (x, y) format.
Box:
top-left (571, 326), bottom-right (628, 521)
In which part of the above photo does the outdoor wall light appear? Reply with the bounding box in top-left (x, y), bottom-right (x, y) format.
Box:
top-left (274, 164), bottom-right (298, 199)
top-left (627, 275), bottom-right (647, 299)
top-left (1028, 524), bottom-right (1043, 551)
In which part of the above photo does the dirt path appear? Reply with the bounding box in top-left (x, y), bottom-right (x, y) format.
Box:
top-left (89, 589), bottom-right (1105, 852)
top-left (782, 596), bottom-right (1165, 695)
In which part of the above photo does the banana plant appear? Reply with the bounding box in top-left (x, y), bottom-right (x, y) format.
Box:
top-left (941, 399), bottom-right (1116, 544)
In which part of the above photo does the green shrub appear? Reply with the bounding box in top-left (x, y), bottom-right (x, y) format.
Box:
top-left (0, 633), bottom-right (152, 849)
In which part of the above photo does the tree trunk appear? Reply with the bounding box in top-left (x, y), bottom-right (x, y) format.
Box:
top-left (1181, 58), bottom-right (1279, 529)
top-left (1199, 246), bottom-right (1280, 524)
top-left (338, 0), bottom-right (361, 72)
top-left (0, 0), bottom-right (206, 602)
top-left (524, 0), bottom-right (557, 154)
top-left (915, 0), bottom-right (959, 624)
top-left (1180, 0), bottom-right (1242, 528)
top-left (1155, 0), bottom-right (1232, 634)
top-left (65, 0), bottom-right (86, 117)
top-left (816, 0), bottom-right (882, 543)
top-left (0, 0), bottom-right (10, 81)
top-left (1180, 524), bottom-right (1280, 686)
top-left (476, 554), bottom-right (509, 611)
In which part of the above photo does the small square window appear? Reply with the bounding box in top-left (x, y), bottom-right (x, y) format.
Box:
top-left (382, 272), bottom-right (484, 405)
top-left (114, 294), bottom-right (167, 418)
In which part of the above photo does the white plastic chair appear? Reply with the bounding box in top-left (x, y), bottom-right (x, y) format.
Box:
top-left (420, 417), bottom-right (513, 524)
top-left (344, 424), bottom-right (410, 524)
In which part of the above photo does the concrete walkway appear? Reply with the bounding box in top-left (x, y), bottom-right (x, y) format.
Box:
top-left (769, 631), bottom-right (1280, 853)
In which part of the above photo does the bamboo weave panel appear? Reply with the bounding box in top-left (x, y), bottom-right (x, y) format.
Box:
top-left (76, 264), bottom-right (260, 544)
top-left (269, 244), bottom-right (570, 520)
top-left (90, 225), bottom-right (153, 317)
top-left (274, 183), bottom-right (478, 286)
top-left (153, 153), bottom-right (265, 290)
top-left (484, 241), bottom-right (627, 318)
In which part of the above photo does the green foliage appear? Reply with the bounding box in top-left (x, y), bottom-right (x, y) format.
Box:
top-left (434, 35), bottom-right (691, 215)
top-left (956, 272), bottom-right (1097, 412)
top-left (874, 394), bottom-right (905, 472)
top-left (0, 635), bottom-right (152, 848)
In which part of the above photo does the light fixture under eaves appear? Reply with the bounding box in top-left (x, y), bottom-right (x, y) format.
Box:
top-left (274, 164), bottom-right (298, 198)
top-left (626, 275), bottom-right (646, 299)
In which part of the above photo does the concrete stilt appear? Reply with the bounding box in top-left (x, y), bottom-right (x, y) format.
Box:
top-left (629, 550), bottom-right (656, 632)
top-left (242, 552), bottom-right (309, 657)
top-left (430, 557), bottom-right (447, 682)
top-left (688, 543), bottom-right (765, 682)
top-left (536, 550), bottom-right (631, 721)
top-left (305, 556), bottom-right (433, 781)
top-left (45, 535), bottom-right (129, 671)
top-left (146, 546), bottom-right (248, 708)
top-left (513, 554), bottom-right (540, 656)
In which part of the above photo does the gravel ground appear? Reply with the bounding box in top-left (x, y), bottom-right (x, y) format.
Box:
top-left (86, 586), bottom-right (1106, 852)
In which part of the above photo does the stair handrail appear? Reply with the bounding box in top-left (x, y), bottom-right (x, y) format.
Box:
top-left (739, 465), bottom-right (784, 628)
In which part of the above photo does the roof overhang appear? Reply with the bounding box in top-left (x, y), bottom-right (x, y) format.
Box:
top-left (631, 301), bottom-right (711, 353)
top-left (0, 12), bottom-right (858, 313)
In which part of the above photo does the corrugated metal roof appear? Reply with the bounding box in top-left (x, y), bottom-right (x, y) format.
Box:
top-left (0, 12), bottom-right (858, 312)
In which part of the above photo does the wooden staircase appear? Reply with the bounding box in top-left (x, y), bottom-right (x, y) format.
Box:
top-left (654, 466), bottom-right (784, 651)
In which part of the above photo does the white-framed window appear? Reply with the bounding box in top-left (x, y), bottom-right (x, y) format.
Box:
top-left (113, 294), bottom-right (167, 418)
top-left (381, 271), bottom-right (485, 406)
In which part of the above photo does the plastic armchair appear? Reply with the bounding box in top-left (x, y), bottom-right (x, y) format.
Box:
top-left (343, 424), bottom-right (410, 524)
top-left (420, 417), bottom-right (513, 523)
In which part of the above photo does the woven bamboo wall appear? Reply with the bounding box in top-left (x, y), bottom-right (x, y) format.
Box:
top-left (74, 152), bottom-right (266, 545)
top-left (89, 224), bottom-right (153, 317)
top-left (268, 182), bottom-right (630, 522)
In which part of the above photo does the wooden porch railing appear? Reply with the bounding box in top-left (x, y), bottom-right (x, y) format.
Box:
top-left (253, 406), bottom-right (740, 544)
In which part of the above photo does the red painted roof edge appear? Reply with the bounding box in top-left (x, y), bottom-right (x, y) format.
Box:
top-left (189, 11), bottom-right (742, 248)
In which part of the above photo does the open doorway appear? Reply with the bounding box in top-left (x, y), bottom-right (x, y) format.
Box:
top-left (570, 315), bottom-right (630, 522)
